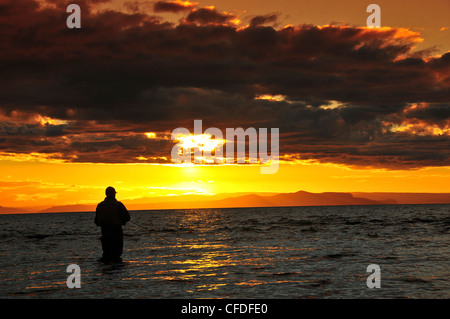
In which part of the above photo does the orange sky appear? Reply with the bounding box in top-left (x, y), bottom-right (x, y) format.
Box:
top-left (0, 0), bottom-right (449, 209)
top-left (2, 157), bottom-right (450, 209)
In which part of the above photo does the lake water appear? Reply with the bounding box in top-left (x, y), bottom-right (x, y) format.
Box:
top-left (0, 204), bottom-right (449, 298)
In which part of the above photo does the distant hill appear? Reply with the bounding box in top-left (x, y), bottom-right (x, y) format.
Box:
top-left (39, 204), bottom-right (96, 213)
top-left (351, 192), bottom-right (450, 205)
top-left (189, 193), bottom-right (277, 208)
top-left (6, 190), bottom-right (449, 214)
top-left (0, 206), bottom-right (30, 214)
top-left (266, 191), bottom-right (397, 207)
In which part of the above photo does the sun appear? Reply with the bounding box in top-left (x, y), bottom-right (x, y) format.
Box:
top-left (171, 133), bottom-right (226, 164)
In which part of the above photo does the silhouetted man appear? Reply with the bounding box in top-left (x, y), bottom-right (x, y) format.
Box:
top-left (95, 186), bottom-right (130, 262)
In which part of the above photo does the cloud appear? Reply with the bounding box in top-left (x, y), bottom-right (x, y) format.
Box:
top-left (153, 0), bottom-right (198, 13)
top-left (184, 7), bottom-right (237, 26)
top-left (249, 13), bottom-right (279, 27)
top-left (0, 0), bottom-right (449, 169)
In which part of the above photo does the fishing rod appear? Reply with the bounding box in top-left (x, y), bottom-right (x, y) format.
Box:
top-left (128, 220), bottom-right (171, 244)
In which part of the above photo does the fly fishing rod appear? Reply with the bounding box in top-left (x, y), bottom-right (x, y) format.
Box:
top-left (128, 220), bottom-right (171, 244)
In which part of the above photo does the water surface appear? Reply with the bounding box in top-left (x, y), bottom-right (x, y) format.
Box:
top-left (0, 205), bottom-right (448, 298)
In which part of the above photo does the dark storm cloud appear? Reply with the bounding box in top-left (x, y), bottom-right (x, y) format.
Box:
top-left (67, 133), bottom-right (173, 163)
top-left (249, 13), bottom-right (279, 27)
top-left (184, 7), bottom-right (236, 25)
top-left (404, 103), bottom-right (450, 122)
top-left (153, 0), bottom-right (197, 13)
top-left (0, 0), bottom-right (449, 168)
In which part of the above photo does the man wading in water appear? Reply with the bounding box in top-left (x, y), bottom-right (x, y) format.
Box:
top-left (95, 186), bottom-right (130, 262)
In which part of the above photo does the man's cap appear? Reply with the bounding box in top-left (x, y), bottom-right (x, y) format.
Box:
top-left (105, 186), bottom-right (117, 196)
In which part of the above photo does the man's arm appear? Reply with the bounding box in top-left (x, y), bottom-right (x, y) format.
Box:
top-left (94, 204), bottom-right (100, 226)
top-left (120, 202), bottom-right (130, 225)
